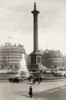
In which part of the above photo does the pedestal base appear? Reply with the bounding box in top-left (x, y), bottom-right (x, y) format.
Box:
top-left (29, 64), bottom-right (39, 72)
top-left (29, 51), bottom-right (44, 72)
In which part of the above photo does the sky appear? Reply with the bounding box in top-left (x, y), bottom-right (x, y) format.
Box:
top-left (0, 0), bottom-right (66, 55)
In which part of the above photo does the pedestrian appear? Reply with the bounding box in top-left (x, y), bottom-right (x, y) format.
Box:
top-left (28, 77), bottom-right (31, 82)
top-left (33, 78), bottom-right (35, 84)
top-left (29, 86), bottom-right (33, 97)
top-left (38, 78), bottom-right (40, 84)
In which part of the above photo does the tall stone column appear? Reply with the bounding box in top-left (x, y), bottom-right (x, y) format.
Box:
top-left (31, 2), bottom-right (40, 52)
top-left (29, 3), bottom-right (44, 72)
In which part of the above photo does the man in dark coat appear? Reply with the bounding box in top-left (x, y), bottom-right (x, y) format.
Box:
top-left (29, 86), bottom-right (33, 97)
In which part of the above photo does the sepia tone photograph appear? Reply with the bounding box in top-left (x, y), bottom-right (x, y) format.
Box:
top-left (0, 0), bottom-right (66, 100)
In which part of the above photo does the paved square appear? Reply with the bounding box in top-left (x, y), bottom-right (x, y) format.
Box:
top-left (0, 79), bottom-right (66, 100)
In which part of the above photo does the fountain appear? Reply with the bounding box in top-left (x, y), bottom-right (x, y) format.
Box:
top-left (18, 53), bottom-right (29, 78)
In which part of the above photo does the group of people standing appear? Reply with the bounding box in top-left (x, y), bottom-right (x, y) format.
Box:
top-left (29, 76), bottom-right (42, 84)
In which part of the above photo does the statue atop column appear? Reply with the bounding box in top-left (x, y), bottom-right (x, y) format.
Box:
top-left (34, 2), bottom-right (36, 10)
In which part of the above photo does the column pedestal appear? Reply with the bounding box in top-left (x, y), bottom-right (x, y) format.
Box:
top-left (29, 51), bottom-right (42, 72)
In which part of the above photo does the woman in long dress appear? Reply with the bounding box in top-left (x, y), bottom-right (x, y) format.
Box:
top-left (29, 86), bottom-right (33, 97)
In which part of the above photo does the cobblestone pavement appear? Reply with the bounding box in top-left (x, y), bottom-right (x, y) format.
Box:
top-left (0, 79), bottom-right (66, 100)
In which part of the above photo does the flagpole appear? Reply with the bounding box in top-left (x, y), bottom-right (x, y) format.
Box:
top-left (8, 36), bottom-right (12, 43)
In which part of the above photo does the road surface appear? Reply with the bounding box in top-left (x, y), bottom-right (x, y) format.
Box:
top-left (0, 79), bottom-right (66, 100)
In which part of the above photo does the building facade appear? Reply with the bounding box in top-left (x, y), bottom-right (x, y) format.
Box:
top-left (0, 42), bottom-right (25, 70)
top-left (42, 50), bottom-right (66, 69)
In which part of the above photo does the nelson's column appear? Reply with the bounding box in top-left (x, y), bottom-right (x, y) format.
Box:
top-left (29, 3), bottom-right (44, 72)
